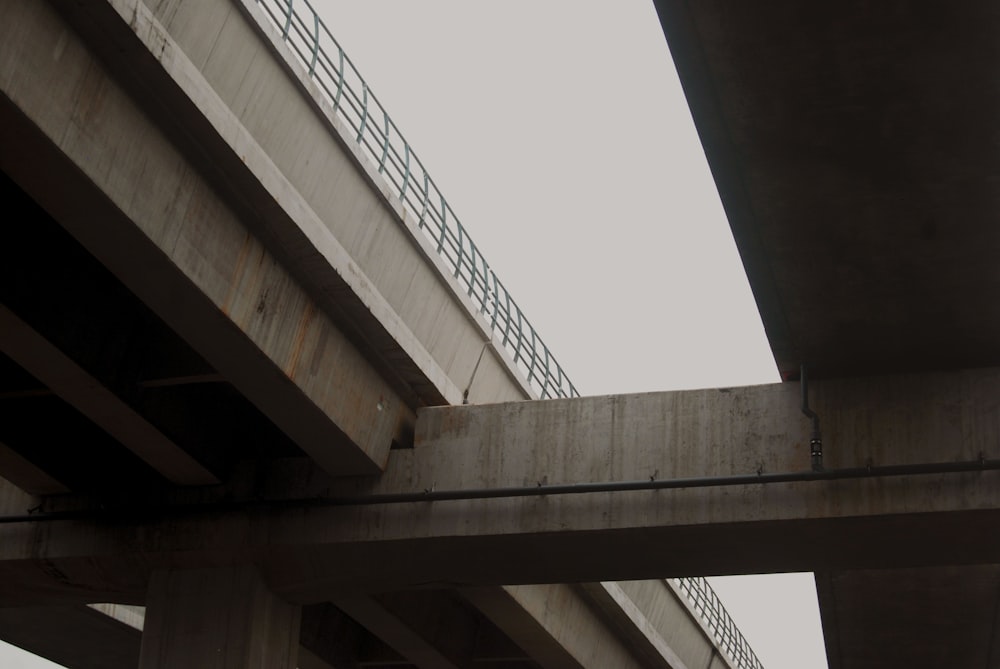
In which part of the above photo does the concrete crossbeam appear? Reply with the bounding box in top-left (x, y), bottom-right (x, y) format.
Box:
top-left (1, 368), bottom-right (1000, 601)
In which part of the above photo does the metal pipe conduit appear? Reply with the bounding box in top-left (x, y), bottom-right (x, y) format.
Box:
top-left (2, 456), bottom-right (998, 524)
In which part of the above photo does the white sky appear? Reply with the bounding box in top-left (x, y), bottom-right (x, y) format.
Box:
top-left (1, 2), bottom-right (827, 667)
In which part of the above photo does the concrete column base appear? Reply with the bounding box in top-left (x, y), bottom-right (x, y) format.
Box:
top-left (139, 565), bottom-right (300, 669)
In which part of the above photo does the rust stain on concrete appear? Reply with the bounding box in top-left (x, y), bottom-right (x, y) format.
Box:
top-left (221, 232), bottom-right (253, 316)
top-left (285, 301), bottom-right (315, 380)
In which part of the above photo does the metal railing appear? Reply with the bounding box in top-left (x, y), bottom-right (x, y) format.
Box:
top-left (250, 0), bottom-right (576, 399)
top-left (671, 577), bottom-right (765, 669)
top-left (244, 3), bottom-right (761, 666)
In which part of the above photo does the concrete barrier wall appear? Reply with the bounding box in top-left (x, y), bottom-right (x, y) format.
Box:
top-left (144, 0), bottom-right (533, 406)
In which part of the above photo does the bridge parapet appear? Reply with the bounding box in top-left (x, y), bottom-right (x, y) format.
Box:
top-left (248, 0), bottom-right (577, 400)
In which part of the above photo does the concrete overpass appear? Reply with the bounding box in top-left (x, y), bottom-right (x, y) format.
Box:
top-left (3, 0), bottom-right (995, 667)
top-left (651, 1), bottom-right (1000, 666)
top-left (0, 0), bottom-right (751, 667)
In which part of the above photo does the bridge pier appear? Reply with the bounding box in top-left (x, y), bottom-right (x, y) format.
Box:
top-left (138, 566), bottom-right (301, 669)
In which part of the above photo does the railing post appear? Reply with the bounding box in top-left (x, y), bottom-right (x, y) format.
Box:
top-left (357, 81), bottom-right (369, 142)
top-left (308, 10), bottom-right (320, 74)
top-left (400, 143), bottom-right (411, 201)
top-left (453, 222), bottom-right (464, 278)
top-left (333, 47), bottom-right (345, 111)
top-left (282, 0), bottom-right (293, 38)
top-left (418, 173), bottom-right (429, 230)
top-left (490, 273), bottom-right (500, 330)
top-left (378, 112), bottom-right (390, 174)
top-left (436, 195), bottom-right (448, 253)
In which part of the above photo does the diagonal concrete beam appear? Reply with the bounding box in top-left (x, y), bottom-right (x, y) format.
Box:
top-left (0, 604), bottom-right (142, 669)
top-left (0, 305), bottom-right (217, 486)
top-left (333, 595), bottom-right (462, 669)
top-left (463, 584), bottom-right (644, 669)
top-left (0, 439), bottom-right (70, 495)
top-left (578, 581), bottom-right (707, 669)
top-left (0, 0), bottom-right (410, 475)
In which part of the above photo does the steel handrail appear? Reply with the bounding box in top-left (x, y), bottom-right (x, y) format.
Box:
top-left (672, 577), bottom-right (765, 669)
top-left (251, 0), bottom-right (576, 399)
top-left (245, 2), bottom-right (760, 666)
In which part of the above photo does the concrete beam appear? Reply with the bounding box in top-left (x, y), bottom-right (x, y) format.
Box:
top-left (333, 595), bottom-right (461, 669)
top-left (146, 0), bottom-right (533, 406)
top-left (0, 599), bottom-right (395, 669)
top-left (578, 581), bottom-right (716, 669)
top-left (51, 0), bottom-right (533, 409)
top-left (2, 368), bottom-right (999, 601)
top-left (0, 604), bottom-right (141, 669)
top-left (0, 305), bottom-right (217, 486)
top-left (0, 0), bottom-right (410, 474)
top-left (0, 439), bottom-right (69, 495)
top-left (463, 584), bottom-right (643, 669)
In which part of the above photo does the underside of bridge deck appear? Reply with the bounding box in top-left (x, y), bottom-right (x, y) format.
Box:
top-left (652, 1), bottom-right (1000, 666)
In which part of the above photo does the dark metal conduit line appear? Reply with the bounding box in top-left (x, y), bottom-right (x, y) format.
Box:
top-left (800, 364), bottom-right (823, 471)
top-left (1, 457), bottom-right (998, 524)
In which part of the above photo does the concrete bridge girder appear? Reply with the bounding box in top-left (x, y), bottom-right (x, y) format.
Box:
top-left (0, 0), bottom-right (407, 476)
top-left (0, 367), bottom-right (997, 596)
top-left (0, 1), bottom-right (734, 667)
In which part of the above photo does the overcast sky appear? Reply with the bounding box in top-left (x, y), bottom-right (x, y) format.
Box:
top-left (2, 1), bottom-right (827, 667)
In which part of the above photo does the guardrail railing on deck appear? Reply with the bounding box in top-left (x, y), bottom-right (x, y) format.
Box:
top-left (672, 577), bottom-right (765, 669)
top-left (246, 2), bottom-right (762, 666)
top-left (252, 0), bottom-right (576, 399)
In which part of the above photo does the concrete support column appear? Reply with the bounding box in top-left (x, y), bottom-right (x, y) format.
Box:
top-left (139, 565), bottom-right (300, 669)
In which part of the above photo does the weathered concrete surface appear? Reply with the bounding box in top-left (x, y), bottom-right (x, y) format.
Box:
top-left (0, 2), bottom-right (736, 666)
top-left (464, 584), bottom-right (646, 669)
top-left (0, 1), bottom-right (753, 667)
top-left (588, 580), bottom-right (737, 669)
top-left (652, 0), bottom-right (1000, 380)
top-left (0, 367), bottom-right (997, 603)
top-left (0, 0), bottom-right (406, 474)
top-left (578, 580), bottom-right (731, 669)
top-left (58, 0), bottom-right (532, 408)
top-left (1, 0), bottom-right (539, 477)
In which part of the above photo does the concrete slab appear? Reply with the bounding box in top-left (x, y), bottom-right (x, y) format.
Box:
top-left (652, 0), bottom-right (1000, 379)
top-left (1, 368), bottom-right (999, 601)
